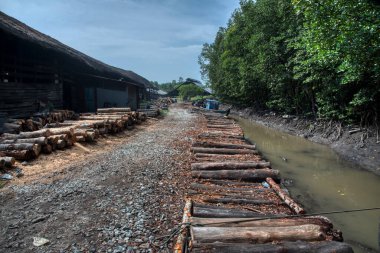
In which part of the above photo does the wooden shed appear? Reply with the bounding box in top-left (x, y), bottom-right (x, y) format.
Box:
top-left (0, 11), bottom-right (150, 120)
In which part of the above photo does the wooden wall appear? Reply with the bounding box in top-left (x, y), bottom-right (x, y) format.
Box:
top-left (0, 82), bottom-right (63, 118)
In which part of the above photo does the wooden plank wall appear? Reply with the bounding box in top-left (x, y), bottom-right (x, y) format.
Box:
top-left (0, 82), bottom-right (63, 118)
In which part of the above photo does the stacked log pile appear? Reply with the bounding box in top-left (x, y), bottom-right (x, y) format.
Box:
top-left (174, 111), bottom-right (353, 253)
top-left (0, 110), bottom-right (77, 134)
top-left (0, 107), bottom-right (151, 162)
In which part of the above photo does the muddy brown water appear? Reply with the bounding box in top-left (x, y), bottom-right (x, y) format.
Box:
top-left (236, 117), bottom-right (380, 252)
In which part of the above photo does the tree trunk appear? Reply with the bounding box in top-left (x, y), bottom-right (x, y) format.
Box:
top-left (97, 107), bottom-right (131, 113)
top-left (266, 177), bottom-right (305, 214)
top-left (190, 183), bottom-right (270, 194)
top-left (191, 147), bottom-right (258, 155)
top-left (190, 216), bottom-right (333, 229)
top-left (192, 169), bottom-right (280, 182)
top-left (193, 141), bottom-right (255, 150)
top-left (192, 204), bottom-right (268, 218)
top-left (200, 197), bottom-right (275, 205)
top-left (192, 241), bottom-right (353, 253)
top-left (42, 144), bottom-right (53, 154)
top-left (191, 225), bottom-right (325, 244)
top-left (0, 137), bottom-right (47, 145)
top-left (0, 156), bottom-right (15, 168)
top-left (198, 133), bottom-right (244, 139)
top-left (56, 140), bottom-right (66, 150)
top-left (191, 161), bottom-right (270, 170)
top-left (1, 129), bottom-right (52, 139)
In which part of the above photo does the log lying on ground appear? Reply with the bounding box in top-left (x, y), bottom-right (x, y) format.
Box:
top-left (0, 137), bottom-right (47, 145)
top-left (0, 156), bottom-right (15, 168)
top-left (191, 161), bottom-right (270, 170)
top-left (190, 216), bottom-right (333, 229)
top-left (56, 140), bottom-right (66, 150)
top-left (192, 169), bottom-right (280, 182)
top-left (193, 141), bottom-right (255, 150)
top-left (192, 241), bottom-right (353, 253)
top-left (0, 129), bottom-right (52, 140)
top-left (48, 127), bottom-right (75, 137)
top-left (194, 154), bottom-right (257, 162)
top-left (200, 197), bottom-right (275, 205)
top-left (191, 225), bottom-right (325, 244)
top-left (0, 144), bottom-right (41, 160)
top-left (191, 147), bottom-right (258, 155)
top-left (42, 144), bottom-right (53, 154)
top-left (266, 177), bottom-right (305, 214)
top-left (198, 133), bottom-right (244, 139)
top-left (190, 183), bottom-right (270, 194)
top-left (97, 107), bottom-right (131, 113)
top-left (192, 203), bottom-right (270, 218)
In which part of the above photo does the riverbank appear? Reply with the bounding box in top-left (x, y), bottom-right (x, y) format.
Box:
top-left (228, 107), bottom-right (380, 176)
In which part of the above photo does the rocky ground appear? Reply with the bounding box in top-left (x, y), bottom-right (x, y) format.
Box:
top-left (230, 107), bottom-right (380, 176)
top-left (0, 104), bottom-right (200, 253)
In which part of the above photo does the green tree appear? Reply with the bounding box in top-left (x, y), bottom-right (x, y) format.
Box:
top-left (178, 84), bottom-right (205, 101)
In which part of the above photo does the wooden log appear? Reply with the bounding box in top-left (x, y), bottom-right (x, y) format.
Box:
top-left (74, 142), bottom-right (91, 153)
top-left (191, 161), bottom-right (270, 171)
top-left (56, 140), bottom-right (66, 150)
top-left (0, 129), bottom-right (51, 139)
top-left (3, 122), bottom-right (22, 133)
top-left (85, 131), bottom-right (96, 142)
top-left (47, 135), bottom-right (59, 145)
top-left (0, 137), bottom-right (47, 145)
top-left (42, 144), bottom-right (53, 154)
top-left (201, 197), bottom-right (275, 205)
top-left (190, 183), bottom-right (270, 194)
top-left (75, 136), bottom-right (86, 142)
top-left (192, 169), bottom-right (280, 182)
top-left (173, 199), bottom-right (192, 253)
top-left (0, 156), bottom-right (15, 168)
top-left (191, 225), bottom-right (325, 244)
top-left (193, 141), bottom-right (255, 150)
top-left (190, 216), bottom-right (333, 229)
top-left (192, 241), bottom-right (353, 253)
top-left (200, 180), bottom-right (262, 187)
top-left (198, 133), bottom-right (244, 139)
top-left (192, 204), bottom-right (269, 218)
top-left (1, 150), bottom-right (30, 160)
top-left (51, 134), bottom-right (68, 142)
top-left (266, 177), bottom-right (305, 214)
top-left (191, 147), bottom-right (258, 155)
top-left (49, 127), bottom-right (74, 137)
top-left (97, 107), bottom-right (131, 113)
top-left (0, 143), bottom-right (40, 155)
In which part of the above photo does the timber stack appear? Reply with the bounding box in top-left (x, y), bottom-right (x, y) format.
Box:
top-left (0, 107), bottom-right (150, 162)
top-left (174, 110), bottom-right (353, 253)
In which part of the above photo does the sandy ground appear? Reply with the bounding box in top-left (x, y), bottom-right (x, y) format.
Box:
top-left (0, 104), bottom-right (201, 253)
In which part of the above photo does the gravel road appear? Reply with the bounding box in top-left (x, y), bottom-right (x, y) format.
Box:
top-left (0, 105), bottom-right (198, 253)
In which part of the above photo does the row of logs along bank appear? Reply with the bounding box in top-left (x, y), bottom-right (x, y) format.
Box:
top-left (0, 108), bottom-right (160, 174)
top-left (174, 109), bottom-right (353, 253)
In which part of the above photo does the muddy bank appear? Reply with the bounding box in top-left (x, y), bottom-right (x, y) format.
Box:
top-left (229, 107), bottom-right (380, 176)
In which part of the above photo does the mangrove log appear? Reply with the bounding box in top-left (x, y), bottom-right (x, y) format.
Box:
top-left (192, 204), bottom-right (268, 218)
top-left (0, 137), bottom-right (47, 145)
top-left (192, 169), bottom-right (280, 182)
top-left (0, 129), bottom-right (52, 139)
top-left (192, 241), bottom-right (353, 253)
top-left (191, 161), bottom-right (270, 170)
top-left (191, 147), bottom-right (258, 155)
top-left (0, 156), bottom-right (15, 168)
top-left (266, 177), bottom-right (305, 214)
top-left (190, 216), bottom-right (333, 229)
top-left (193, 141), bottom-right (255, 150)
top-left (191, 225), bottom-right (325, 244)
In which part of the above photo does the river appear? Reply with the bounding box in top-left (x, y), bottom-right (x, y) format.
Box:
top-left (236, 117), bottom-right (380, 252)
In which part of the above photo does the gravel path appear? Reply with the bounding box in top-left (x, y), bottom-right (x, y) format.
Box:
top-left (0, 105), bottom-right (198, 253)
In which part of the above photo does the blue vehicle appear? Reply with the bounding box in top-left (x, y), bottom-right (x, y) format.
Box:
top-left (205, 99), bottom-right (219, 110)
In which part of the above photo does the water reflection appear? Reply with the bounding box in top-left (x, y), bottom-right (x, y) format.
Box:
top-left (236, 117), bottom-right (380, 252)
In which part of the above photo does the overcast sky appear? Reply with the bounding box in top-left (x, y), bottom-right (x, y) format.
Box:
top-left (1, 0), bottom-right (239, 83)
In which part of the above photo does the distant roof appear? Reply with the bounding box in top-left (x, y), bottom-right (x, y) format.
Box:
top-left (157, 90), bottom-right (167, 95)
top-left (0, 11), bottom-right (148, 88)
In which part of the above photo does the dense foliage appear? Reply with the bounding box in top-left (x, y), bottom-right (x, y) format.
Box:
top-left (178, 84), bottom-right (205, 100)
top-left (199, 0), bottom-right (380, 124)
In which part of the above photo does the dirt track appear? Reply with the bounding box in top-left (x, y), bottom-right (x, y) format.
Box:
top-left (0, 104), bottom-right (199, 253)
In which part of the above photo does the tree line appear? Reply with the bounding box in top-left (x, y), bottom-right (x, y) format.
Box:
top-left (199, 0), bottom-right (379, 125)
